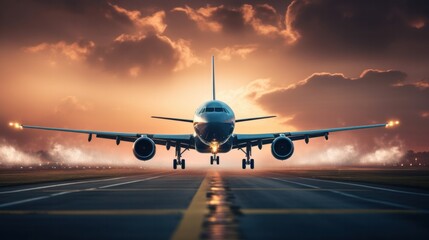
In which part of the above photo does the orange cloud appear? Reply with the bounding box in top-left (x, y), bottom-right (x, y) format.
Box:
top-left (172, 5), bottom-right (223, 32)
top-left (241, 3), bottom-right (299, 44)
top-left (241, 4), bottom-right (280, 35)
top-left (24, 40), bottom-right (95, 61)
top-left (55, 96), bottom-right (90, 115)
top-left (212, 44), bottom-right (258, 61)
top-left (109, 33), bottom-right (201, 74)
top-left (109, 3), bottom-right (167, 34)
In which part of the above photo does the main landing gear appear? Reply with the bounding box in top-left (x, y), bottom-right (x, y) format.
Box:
top-left (172, 143), bottom-right (188, 170)
top-left (240, 143), bottom-right (255, 169)
top-left (210, 155), bottom-right (220, 165)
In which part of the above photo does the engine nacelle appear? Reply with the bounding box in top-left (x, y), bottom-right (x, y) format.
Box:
top-left (271, 136), bottom-right (294, 160)
top-left (133, 137), bottom-right (156, 161)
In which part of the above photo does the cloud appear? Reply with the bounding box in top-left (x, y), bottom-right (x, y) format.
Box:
top-left (108, 3), bottom-right (167, 34)
top-left (173, 3), bottom-right (299, 43)
top-left (241, 4), bottom-right (296, 42)
top-left (253, 69), bottom-right (429, 151)
top-left (172, 5), bottom-right (223, 32)
top-left (24, 40), bottom-right (95, 61)
top-left (212, 44), bottom-right (257, 61)
top-left (89, 33), bottom-right (201, 76)
top-left (55, 96), bottom-right (90, 115)
top-left (283, 0), bottom-right (429, 57)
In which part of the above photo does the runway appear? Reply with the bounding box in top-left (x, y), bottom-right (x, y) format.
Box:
top-left (1, 170), bottom-right (429, 239)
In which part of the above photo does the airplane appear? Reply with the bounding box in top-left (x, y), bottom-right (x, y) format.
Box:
top-left (9, 56), bottom-right (399, 170)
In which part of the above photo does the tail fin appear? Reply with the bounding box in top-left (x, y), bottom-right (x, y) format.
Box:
top-left (212, 56), bottom-right (216, 100)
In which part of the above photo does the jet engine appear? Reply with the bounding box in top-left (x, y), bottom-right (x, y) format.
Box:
top-left (133, 137), bottom-right (156, 161)
top-left (271, 136), bottom-right (294, 160)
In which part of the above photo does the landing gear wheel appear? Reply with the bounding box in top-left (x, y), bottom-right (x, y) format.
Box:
top-left (181, 159), bottom-right (186, 169)
top-left (210, 156), bottom-right (214, 165)
top-left (242, 159), bottom-right (246, 169)
top-left (216, 156), bottom-right (220, 165)
top-left (173, 159), bottom-right (178, 169)
top-left (250, 159), bottom-right (255, 169)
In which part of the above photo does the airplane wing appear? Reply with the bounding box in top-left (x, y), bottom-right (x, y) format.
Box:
top-left (19, 124), bottom-right (195, 149)
top-left (233, 123), bottom-right (391, 149)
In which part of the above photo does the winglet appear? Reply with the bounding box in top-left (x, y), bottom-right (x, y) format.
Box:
top-left (212, 56), bottom-right (216, 100)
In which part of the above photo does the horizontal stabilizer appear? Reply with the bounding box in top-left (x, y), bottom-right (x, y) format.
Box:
top-left (236, 116), bottom-right (276, 123)
top-left (151, 116), bottom-right (193, 123)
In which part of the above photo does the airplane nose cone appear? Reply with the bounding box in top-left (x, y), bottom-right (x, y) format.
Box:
top-left (194, 122), bottom-right (233, 143)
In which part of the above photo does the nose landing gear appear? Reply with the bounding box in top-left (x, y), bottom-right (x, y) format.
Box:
top-left (210, 155), bottom-right (220, 165)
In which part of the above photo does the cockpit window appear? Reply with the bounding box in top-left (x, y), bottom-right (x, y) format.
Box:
top-left (200, 107), bottom-right (229, 113)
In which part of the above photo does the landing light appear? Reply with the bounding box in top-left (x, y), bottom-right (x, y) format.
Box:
top-left (210, 141), bottom-right (219, 153)
top-left (386, 120), bottom-right (400, 128)
top-left (8, 122), bottom-right (23, 129)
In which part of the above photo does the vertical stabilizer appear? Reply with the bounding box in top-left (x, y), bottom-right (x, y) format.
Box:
top-left (212, 56), bottom-right (216, 100)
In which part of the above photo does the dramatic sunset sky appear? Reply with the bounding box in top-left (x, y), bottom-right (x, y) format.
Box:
top-left (1, 0), bottom-right (428, 168)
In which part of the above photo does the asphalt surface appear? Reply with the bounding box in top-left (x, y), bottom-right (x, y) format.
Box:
top-left (1, 170), bottom-right (429, 240)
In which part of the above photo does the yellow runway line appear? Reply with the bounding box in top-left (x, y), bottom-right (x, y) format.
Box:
top-left (171, 172), bottom-right (210, 240)
top-left (241, 209), bottom-right (426, 215)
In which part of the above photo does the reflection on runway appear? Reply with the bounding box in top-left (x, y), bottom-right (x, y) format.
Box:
top-left (1, 169), bottom-right (429, 239)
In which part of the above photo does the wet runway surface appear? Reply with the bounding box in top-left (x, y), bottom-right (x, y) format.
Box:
top-left (1, 170), bottom-right (429, 239)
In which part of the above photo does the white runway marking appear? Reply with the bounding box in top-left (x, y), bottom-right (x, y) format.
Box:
top-left (328, 190), bottom-right (414, 209)
top-left (270, 177), bottom-right (320, 189)
top-left (98, 175), bottom-right (166, 189)
top-left (299, 177), bottom-right (429, 197)
top-left (0, 177), bottom-right (127, 194)
top-left (272, 177), bottom-right (415, 209)
top-left (0, 174), bottom-right (169, 208)
top-left (0, 196), bottom-right (51, 208)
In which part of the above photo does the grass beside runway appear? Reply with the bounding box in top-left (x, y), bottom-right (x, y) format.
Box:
top-left (274, 168), bottom-right (429, 189)
top-left (0, 168), bottom-right (159, 187)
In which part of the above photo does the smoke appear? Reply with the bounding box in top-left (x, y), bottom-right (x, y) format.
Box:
top-left (360, 146), bottom-right (404, 165)
top-left (0, 138), bottom-right (139, 168)
top-left (289, 142), bottom-right (405, 167)
top-left (0, 143), bottom-right (41, 167)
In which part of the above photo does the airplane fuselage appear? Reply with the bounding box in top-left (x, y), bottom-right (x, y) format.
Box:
top-left (193, 100), bottom-right (235, 153)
